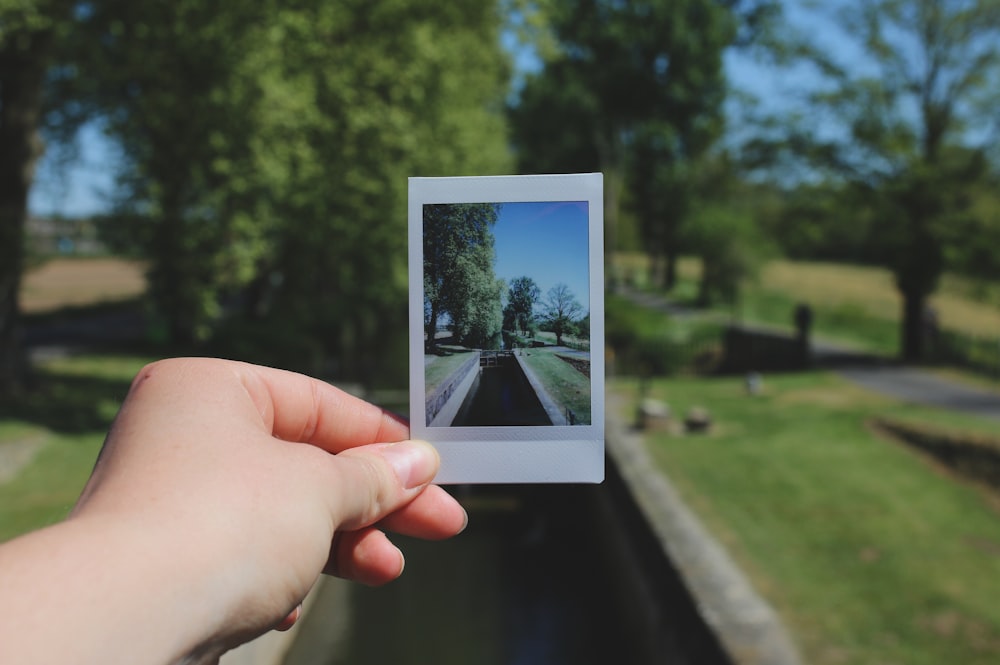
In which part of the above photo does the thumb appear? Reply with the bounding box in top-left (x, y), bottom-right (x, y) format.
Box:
top-left (329, 440), bottom-right (441, 530)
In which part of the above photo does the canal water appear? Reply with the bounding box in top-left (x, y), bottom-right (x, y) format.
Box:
top-left (283, 484), bottom-right (644, 665)
top-left (452, 360), bottom-right (551, 427)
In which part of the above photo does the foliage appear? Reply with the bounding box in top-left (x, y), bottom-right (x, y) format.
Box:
top-left (509, 0), bottom-right (780, 284)
top-left (744, 0), bottom-right (1000, 360)
top-left (684, 203), bottom-right (773, 306)
top-left (540, 282), bottom-right (583, 346)
top-left (509, 0), bottom-right (730, 234)
top-left (503, 275), bottom-right (541, 336)
top-left (0, 0), bottom-right (78, 391)
top-left (41, 1), bottom-right (512, 384)
top-left (423, 203), bottom-right (503, 351)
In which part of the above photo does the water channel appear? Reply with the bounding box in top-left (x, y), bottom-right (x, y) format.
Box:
top-left (451, 359), bottom-right (551, 427)
top-left (283, 484), bottom-right (645, 665)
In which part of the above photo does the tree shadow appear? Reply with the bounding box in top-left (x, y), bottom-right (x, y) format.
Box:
top-left (0, 367), bottom-right (133, 435)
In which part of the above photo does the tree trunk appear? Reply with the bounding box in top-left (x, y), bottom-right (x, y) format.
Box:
top-left (663, 247), bottom-right (679, 291)
top-left (900, 288), bottom-right (926, 362)
top-left (0, 30), bottom-right (52, 393)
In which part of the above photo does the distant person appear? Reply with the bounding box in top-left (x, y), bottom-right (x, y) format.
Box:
top-left (0, 358), bottom-right (467, 663)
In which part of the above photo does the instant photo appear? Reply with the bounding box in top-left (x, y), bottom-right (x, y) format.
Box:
top-left (408, 174), bottom-right (604, 483)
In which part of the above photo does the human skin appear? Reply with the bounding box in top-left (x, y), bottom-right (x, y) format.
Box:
top-left (0, 358), bottom-right (467, 665)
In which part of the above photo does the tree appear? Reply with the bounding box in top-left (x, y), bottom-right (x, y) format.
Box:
top-left (683, 203), bottom-right (770, 306)
top-left (504, 276), bottom-right (541, 335)
top-left (510, 0), bottom-right (779, 281)
top-left (542, 282), bottom-right (583, 346)
top-left (748, 0), bottom-right (1000, 360)
top-left (423, 203), bottom-right (502, 351)
top-left (60, 1), bottom-right (511, 382)
top-left (0, 0), bottom-right (75, 391)
top-left (255, 1), bottom-right (512, 379)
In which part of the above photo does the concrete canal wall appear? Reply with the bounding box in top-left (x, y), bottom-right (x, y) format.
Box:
top-left (425, 352), bottom-right (481, 427)
top-left (224, 396), bottom-right (801, 665)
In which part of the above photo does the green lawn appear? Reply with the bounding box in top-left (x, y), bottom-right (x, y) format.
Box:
top-left (424, 349), bottom-right (477, 395)
top-left (0, 354), bottom-right (153, 543)
top-left (613, 373), bottom-right (1000, 665)
top-left (519, 348), bottom-right (591, 424)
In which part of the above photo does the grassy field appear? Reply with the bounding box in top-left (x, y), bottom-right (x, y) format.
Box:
top-left (613, 373), bottom-right (1000, 665)
top-left (520, 347), bottom-right (591, 424)
top-left (424, 349), bottom-right (477, 395)
top-left (0, 353), bottom-right (154, 543)
top-left (608, 257), bottom-right (1000, 663)
top-left (618, 254), bottom-right (1000, 356)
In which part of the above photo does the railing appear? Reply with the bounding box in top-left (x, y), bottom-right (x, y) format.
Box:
top-left (480, 350), bottom-right (514, 366)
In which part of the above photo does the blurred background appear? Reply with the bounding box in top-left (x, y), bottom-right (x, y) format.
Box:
top-left (2, 1), bottom-right (1000, 664)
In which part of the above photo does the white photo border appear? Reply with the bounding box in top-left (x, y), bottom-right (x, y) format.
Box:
top-left (408, 173), bottom-right (604, 484)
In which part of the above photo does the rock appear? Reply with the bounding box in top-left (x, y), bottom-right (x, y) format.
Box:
top-left (684, 406), bottom-right (712, 433)
top-left (637, 398), bottom-right (671, 431)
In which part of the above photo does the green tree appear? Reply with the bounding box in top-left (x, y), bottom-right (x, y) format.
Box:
top-left (257, 1), bottom-right (512, 380)
top-left (61, 1), bottom-right (511, 382)
top-left (750, 0), bottom-right (1000, 360)
top-left (423, 203), bottom-right (502, 351)
top-left (510, 0), bottom-right (778, 281)
top-left (65, 1), bottom-right (284, 345)
top-left (0, 0), bottom-right (75, 391)
top-left (503, 275), bottom-right (541, 335)
top-left (542, 282), bottom-right (583, 346)
top-left (683, 203), bottom-right (770, 307)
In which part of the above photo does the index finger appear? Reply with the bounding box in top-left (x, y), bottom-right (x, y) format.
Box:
top-left (234, 361), bottom-right (410, 453)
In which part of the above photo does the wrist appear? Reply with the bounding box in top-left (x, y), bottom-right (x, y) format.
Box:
top-left (0, 515), bottom-right (236, 664)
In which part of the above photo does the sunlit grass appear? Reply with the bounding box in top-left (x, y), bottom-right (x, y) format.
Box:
top-left (612, 254), bottom-right (1000, 357)
top-left (613, 373), bottom-right (1000, 665)
top-left (519, 348), bottom-right (590, 424)
top-left (0, 354), bottom-right (153, 543)
top-left (424, 350), bottom-right (477, 395)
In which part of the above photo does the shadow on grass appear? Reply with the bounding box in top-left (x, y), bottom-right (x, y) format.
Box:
top-left (1, 366), bottom-right (134, 435)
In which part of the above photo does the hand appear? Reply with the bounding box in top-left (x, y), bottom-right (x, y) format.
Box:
top-left (0, 358), bottom-right (467, 665)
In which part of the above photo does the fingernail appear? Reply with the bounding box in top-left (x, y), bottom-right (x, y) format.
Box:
top-left (378, 440), bottom-right (439, 489)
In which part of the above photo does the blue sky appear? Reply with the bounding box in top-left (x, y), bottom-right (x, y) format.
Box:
top-left (492, 201), bottom-right (591, 314)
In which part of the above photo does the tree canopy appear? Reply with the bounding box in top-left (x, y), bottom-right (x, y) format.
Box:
top-left (423, 203), bottom-right (504, 351)
top-left (503, 275), bottom-right (541, 336)
top-left (541, 282), bottom-right (584, 346)
top-left (24, 0), bottom-right (513, 383)
top-left (746, 0), bottom-right (1000, 359)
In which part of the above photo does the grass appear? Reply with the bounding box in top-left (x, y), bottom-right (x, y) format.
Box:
top-left (613, 373), bottom-right (1000, 665)
top-left (0, 353), bottom-right (154, 543)
top-left (619, 254), bottom-right (1000, 358)
top-left (424, 349), bottom-right (477, 395)
top-left (531, 330), bottom-right (590, 350)
top-left (519, 347), bottom-right (591, 424)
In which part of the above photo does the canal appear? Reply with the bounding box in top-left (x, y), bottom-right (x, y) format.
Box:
top-left (452, 359), bottom-right (551, 427)
top-left (282, 472), bottom-right (733, 665)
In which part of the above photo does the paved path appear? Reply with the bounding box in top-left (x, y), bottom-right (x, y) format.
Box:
top-left (618, 286), bottom-right (1000, 422)
top-left (840, 366), bottom-right (1000, 422)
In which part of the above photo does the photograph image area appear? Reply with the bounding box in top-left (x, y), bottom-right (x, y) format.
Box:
top-left (423, 201), bottom-right (591, 427)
